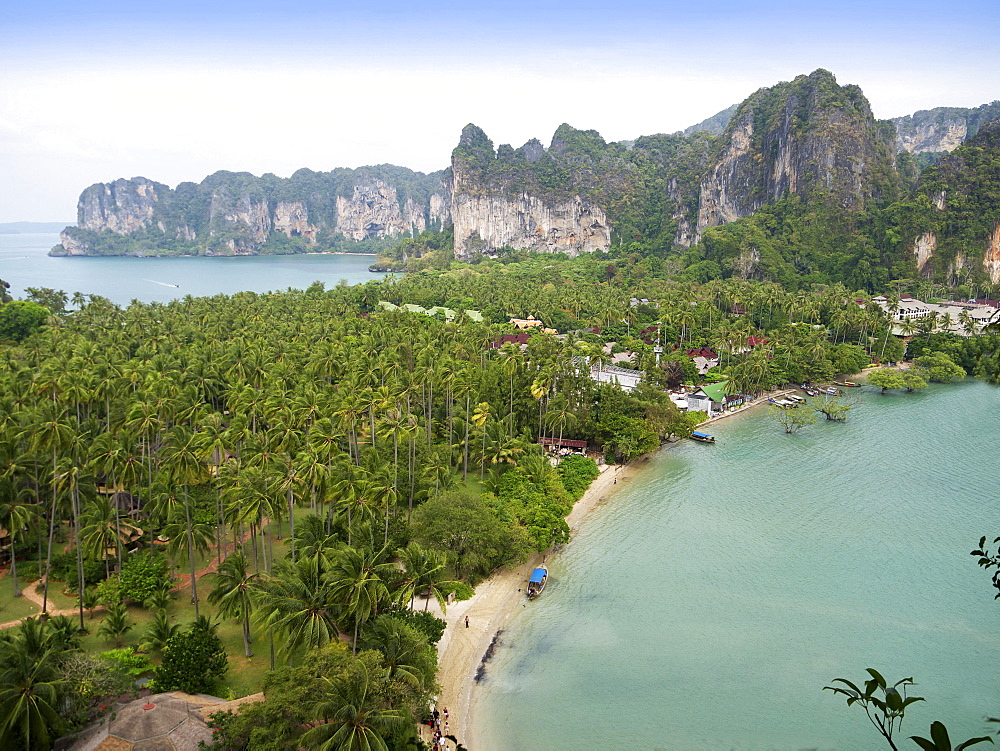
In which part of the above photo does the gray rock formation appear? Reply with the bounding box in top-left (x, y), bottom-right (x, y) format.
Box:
top-left (58, 167), bottom-right (450, 256)
top-left (452, 190), bottom-right (609, 258)
top-left (694, 70), bottom-right (896, 240)
top-left (892, 101), bottom-right (1000, 154)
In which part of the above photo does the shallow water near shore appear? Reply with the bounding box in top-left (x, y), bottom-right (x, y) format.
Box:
top-left (473, 380), bottom-right (1000, 750)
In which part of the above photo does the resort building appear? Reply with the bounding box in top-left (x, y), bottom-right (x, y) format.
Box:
top-left (489, 332), bottom-right (533, 350)
top-left (510, 315), bottom-right (544, 329)
top-left (870, 296), bottom-right (1000, 335)
top-left (537, 437), bottom-right (588, 455)
top-left (686, 382), bottom-right (731, 416)
top-left (591, 363), bottom-right (643, 391)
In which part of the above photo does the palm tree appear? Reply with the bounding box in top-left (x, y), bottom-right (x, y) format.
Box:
top-left (0, 479), bottom-right (38, 598)
top-left (253, 554), bottom-right (341, 663)
top-left (139, 611), bottom-right (181, 653)
top-left (161, 425), bottom-right (207, 618)
top-left (327, 546), bottom-right (393, 653)
top-left (496, 343), bottom-right (521, 436)
top-left (471, 402), bottom-right (491, 479)
top-left (361, 615), bottom-right (431, 688)
top-left (300, 663), bottom-right (405, 751)
top-left (79, 496), bottom-right (125, 579)
top-left (0, 630), bottom-right (66, 750)
top-left (21, 401), bottom-right (75, 615)
top-left (97, 602), bottom-right (132, 647)
top-left (397, 542), bottom-right (455, 612)
top-left (207, 551), bottom-right (258, 658)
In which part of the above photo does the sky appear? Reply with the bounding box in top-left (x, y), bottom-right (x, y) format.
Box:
top-left (2, 0), bottom-right (999, 223)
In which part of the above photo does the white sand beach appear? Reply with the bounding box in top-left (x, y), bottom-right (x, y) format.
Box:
top-left (425, 461), bottom-right (632, 749)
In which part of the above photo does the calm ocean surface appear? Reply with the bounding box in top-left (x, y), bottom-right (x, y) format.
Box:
top-left (0, 233), bottom-right (385, 305)
top-left (474, 381), bottom-right (1000, 750)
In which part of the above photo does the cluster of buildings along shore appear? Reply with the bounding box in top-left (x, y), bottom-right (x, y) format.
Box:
top-left (380, 296), bottom-right (1000, 424)
top-left (870, 295), bottom-right (1000, 334)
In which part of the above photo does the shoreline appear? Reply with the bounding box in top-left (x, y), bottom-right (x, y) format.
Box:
top-left (428, 460), bottom-right (635, 749)
top-left (430, 382), bottom-right (859, 749)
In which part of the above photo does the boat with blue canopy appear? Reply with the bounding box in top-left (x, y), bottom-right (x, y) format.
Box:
top-left (689, 431), bottom-right (716, 444)
top-left (527, 566), bottom-right (548, 599)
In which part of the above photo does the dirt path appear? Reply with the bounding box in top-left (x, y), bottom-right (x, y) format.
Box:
top-left (0, 528), bottom-right (258, 631)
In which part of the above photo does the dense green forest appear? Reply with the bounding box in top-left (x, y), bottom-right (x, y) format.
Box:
top-left (3, 243), bottom-right (1000, 748)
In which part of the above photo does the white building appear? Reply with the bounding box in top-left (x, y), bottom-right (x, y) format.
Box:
top-left (591, 363), bottom-right (643, 392)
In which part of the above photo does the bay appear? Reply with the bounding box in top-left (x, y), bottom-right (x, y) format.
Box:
top-left (474, 381), bottom-right (1000, 750)
top-left (0, 233), bottom-right (386, 305)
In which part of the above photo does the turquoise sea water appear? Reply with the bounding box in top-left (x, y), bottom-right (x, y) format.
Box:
top-left (0, 233), bottom-right (385, 305)
top-left (474, 381), bottom-right (1000, 750)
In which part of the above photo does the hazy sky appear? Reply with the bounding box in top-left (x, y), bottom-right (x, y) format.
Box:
top-left (2, 0), bottom-right (998, 223)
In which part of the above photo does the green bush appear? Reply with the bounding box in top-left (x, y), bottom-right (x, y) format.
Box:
top-left (119, 553), bottom-right (171, 604)
top-left (96, 574), bottom-right (124, 606)
top-left (446, 581), bottom-right (475, 601)
top-left (384, 608), bottom-right (448, 646)
top-left (101, 647), bottom-right (153, 677)
top-left (152, 623), bottom-right (228, 694)
top-left (15, 560), bottom-right (40, 581)
top-left (49, 552), bottom-right (107, 588)
top-left (557, 456), bottom-right (600, 500)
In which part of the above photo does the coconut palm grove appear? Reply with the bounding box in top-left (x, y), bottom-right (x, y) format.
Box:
top-left (1, 251), bottom-right (999, 750)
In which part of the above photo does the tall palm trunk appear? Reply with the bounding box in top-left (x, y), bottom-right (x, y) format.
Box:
top-left (41, 447), bottom-right (58, 614)
top-left (71, 485), bottom-right (86, 630)
top-left (183, 485), bottom-right (199, 618)
top-left (463, 392), bottom-right (471, 482)
top-left (10, 533), bottom-right (20, 598)
top-left (287, 484), bottom-right (296, 563)
top-left (242, 609), bottom-right (253, 658)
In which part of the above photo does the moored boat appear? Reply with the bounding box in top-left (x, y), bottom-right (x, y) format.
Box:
top-left (768, 397), bottom-right (798, 408)
top-left (690, 431), bottom-right (716, 444)
top-left (527, 567), bottom-right (548, 599)
top-left (785, 394), bottom-right (806, 404)
top-left (802, 387), bottom-right (819, 397)
top-left (823, 387), bottom-right (844, 396)
top-left (833, 381), bottom-right (861, 387)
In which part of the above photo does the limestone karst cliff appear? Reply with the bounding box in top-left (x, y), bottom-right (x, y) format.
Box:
top-left (56, 166), bottom-right (450, 257)
top-left (892, 101), bottom-right (1000, 154)
top-left (907, 117), bottom-right (1000, 284)
top-left (450, 125), bottom-right (612, 258)
top-left (695, 69), bottom-right (898, 240)
top-left (54, 69), bottom-right (999, 287)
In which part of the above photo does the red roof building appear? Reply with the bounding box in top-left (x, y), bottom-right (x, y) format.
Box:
top-left (489, 332), bottom-right (532, 349)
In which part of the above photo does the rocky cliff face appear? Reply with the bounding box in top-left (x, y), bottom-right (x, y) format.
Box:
top-left (450, 124), bottom-right (612, 258)
top-left (912, 231), bottom-right (937, 276)
top-left (892, 101), bottom-right (1000, 154)
top-left (335, 182), bottom-right (434, 241)
top-left (452, 191), bottom-right (609, 257)
top-left (78, 177), bottom-right (168, 235)
top-left (904, 118), bottom-right (1000, 283)
top-left (58, 166), bottom-right (451, 256)
top-left (695, 69), bottom-right (897, 240)
top-left (985, 223), bottom-right (1000, 284)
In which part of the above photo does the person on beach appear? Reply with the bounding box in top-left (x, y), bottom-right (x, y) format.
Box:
top-left (465, 615), bottom-right (469, 628)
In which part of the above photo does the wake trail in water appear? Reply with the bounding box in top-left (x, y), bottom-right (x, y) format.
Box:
top-left (143, 279), bottom-right (179, 288)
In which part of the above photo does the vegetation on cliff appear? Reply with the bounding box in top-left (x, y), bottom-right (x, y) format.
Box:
top-left (57, 165), bottom-right (449, 258)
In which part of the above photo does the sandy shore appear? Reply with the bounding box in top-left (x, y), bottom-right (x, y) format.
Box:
top-left (429, 383), bottom-right (845, 749)
top-left (426, 460), bottom-right (634, 750)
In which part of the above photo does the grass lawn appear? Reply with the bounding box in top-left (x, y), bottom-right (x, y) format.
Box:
top-left (31, 580), bottom-right (79, 612)
top-left (0, 573), bottom-right (41, 622)
top-left (73, 589), bottom-right (275, 699)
